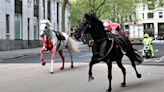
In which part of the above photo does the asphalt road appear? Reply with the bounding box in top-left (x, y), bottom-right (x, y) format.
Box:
top-left (1, 63), bottom-right (164, 92)
top-left (1, 44), bottom-right (164, 65)
top-left (0, 44), bottom-right (164, 92)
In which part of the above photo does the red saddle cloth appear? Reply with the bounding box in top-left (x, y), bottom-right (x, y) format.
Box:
top-left (45, 39), bottom-right (53, 50)
top-left (106, 23), bottom-right (122, 36)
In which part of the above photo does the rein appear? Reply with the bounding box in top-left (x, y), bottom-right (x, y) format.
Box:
top-left (95, 37), bottom-right (114, 61)
top-left (87, 20), bottom-right (114, 61)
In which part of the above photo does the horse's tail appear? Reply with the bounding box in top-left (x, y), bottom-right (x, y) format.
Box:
top-left (67, 37), bottom-right (80, 52)
top-left (127, 48), bottom-right (143, 64)
top-left (133, 49), bottom-right (143, 64)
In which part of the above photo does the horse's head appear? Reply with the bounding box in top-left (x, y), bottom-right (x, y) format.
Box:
top-left (39, 20), bottom-right (52, 38)
top-left (74, 13), bottom-right (94, 40)
top-left (74, 13), bottom-right (104, 40)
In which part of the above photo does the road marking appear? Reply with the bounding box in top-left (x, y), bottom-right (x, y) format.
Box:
top-left (155, 56), bottom-right (164, 62)
top-left (139, 49), bottom-right (159, 52)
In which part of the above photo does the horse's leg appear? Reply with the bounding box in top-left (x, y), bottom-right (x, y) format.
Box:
top-left (40, 46), bottom-right (46, 66)
top-left (68, 49), bottom-right (74, 68)
top-left (106, 61), bottom-right (112, 92)
top-left (128, 56), bottom-right (142, 78)
top-left (88, 58), bottom-right (97, 81)
top-left (116, 59), bottom-right (126, 87)
top-left (50, 47), bottom-right (55, 73)
top-left (58, 50), bottom-right (65, 70)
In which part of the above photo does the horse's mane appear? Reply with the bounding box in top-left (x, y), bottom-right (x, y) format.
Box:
top-left (87, 13), bottom-right (104, 30)
top-left (40, 19), bottom-right (54, 31)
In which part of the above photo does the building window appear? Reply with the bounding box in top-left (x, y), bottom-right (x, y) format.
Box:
top-left (47, 0), bottom-right (51, 21)
top-left (43, 0), bottom-right (45, 19)
top-left (27, 18), bottom-right (30, 43)
top-left (143, 4), bottom-right (145, 10)
top-left (148, 4), bottom-right (155, 10)
top-left (15, 0), bottom-right (22, 14)
top-left (6, 14), bottom-right (10, 33)
top-left (147, 0), bottom-right (155, 10)
top-left (142, 13), bottom-right (144, 19)
top-left (159, 12), bottom-right (163, 18)
top-left (33, 17), bottom-right (39, 40)
top-left (34, 0), bottom-right (39, 17)
top-left (14, 13), bottom-right (23, 40)
top-left (34, 0), bottom-right (39, 5)
top-left (147, 13), bottom-right (154, 19)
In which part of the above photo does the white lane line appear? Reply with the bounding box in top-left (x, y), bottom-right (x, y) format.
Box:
top-left (139, 49), bottom-right (159, 52)
top-left (155, 56), bottom-right (164, 62)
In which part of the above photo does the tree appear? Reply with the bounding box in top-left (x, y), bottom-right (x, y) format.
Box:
top-left (70, 0), bottom-right (89, 28)
top-left (70, 0), bottom-right (147, 27)
top-left (70, 0), bottom-right (108, 28)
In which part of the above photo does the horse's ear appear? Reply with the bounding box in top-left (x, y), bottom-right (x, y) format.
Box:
top-left (46, 23), bottom-right (50, 27)
top-left (84, 13), bottom-right (89, 19)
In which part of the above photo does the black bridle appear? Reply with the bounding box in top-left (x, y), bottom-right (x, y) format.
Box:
top-left (84, 18), bottom-right (114, 61)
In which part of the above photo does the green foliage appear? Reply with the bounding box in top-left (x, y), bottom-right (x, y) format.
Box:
top-left (70, 0), bottom-right (90, 28)
top-left (70, 0), bottom-right (148, 27)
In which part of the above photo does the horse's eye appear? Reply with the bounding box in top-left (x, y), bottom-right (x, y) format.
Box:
top-left (45, 26), bottom-right (47, 29)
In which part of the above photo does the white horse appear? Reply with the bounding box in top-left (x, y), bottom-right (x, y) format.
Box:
top-left (39, 19), bottom-right (79, 73)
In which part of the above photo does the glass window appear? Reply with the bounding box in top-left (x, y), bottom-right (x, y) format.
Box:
top-left (33, 17), bottom-right (39, 40)
top-left (34, 0), bottom-right (39, 5)
top-left (143, 5), bottom-right (145, 10)
top-left (159, 12), bottom-right (163, 18)
top-left (142, 13), bottom-right (144, 19)
top-left (147, 13), bottom-right (154, 19)
top-left (43, 0), bottom-right (45, 19)
top-left (14, 13), bottom-right (22, 40)
top-left (6, 14), bottom-right (10, 33)
top-left (148, 4), bottom-right (155, 10)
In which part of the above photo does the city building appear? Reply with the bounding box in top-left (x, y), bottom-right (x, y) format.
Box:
top-left (123, 0), bottom-right (164, 42)
top-left (0, 0), bottom-right (71, 51)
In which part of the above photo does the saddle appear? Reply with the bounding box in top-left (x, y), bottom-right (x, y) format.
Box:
top-left (107, 31), bottom-right (128, 54)
top-left (54, 31), bottom-right (65, 40)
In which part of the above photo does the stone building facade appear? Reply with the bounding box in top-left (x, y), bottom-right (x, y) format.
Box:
top-left (0, 0), bottom-right (71, 51)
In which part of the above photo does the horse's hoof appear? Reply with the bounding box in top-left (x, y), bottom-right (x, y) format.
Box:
top-left (42, 62), bottom-right (46, 66)
top-left (106, 88), bottom-right (112, 92)
top-left (88, 76), bottom-right (94, 82)
top-left (50, 72), bottom-right (54, 74)
top-left (60, 67), bottom-right (64, 70)
top-left (137, 74), bottom-right (142, 78)
top-left (121, 83), bottom-right (126, 87)
top-left (71, 65), bottom-right (74, 68)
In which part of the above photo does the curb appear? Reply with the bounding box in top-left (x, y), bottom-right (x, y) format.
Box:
top-left (0, 46), bottom-right (90, 61)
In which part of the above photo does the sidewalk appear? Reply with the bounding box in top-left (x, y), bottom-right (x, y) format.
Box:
top-left (0, 42), bottom-right (89, 61)
top-left (0, 47), bottom-right (41, 60)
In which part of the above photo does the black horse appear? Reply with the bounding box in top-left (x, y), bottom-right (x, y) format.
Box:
top-left (75, 13), bottom-right (143, 92)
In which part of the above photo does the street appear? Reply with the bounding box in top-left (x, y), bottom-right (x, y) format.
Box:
top-left (1, 44), bottom-right (164, 65)
top-left (1, 63), bottom-right (164, 92)
top-left (0, 44), bottom-right (164, 92)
